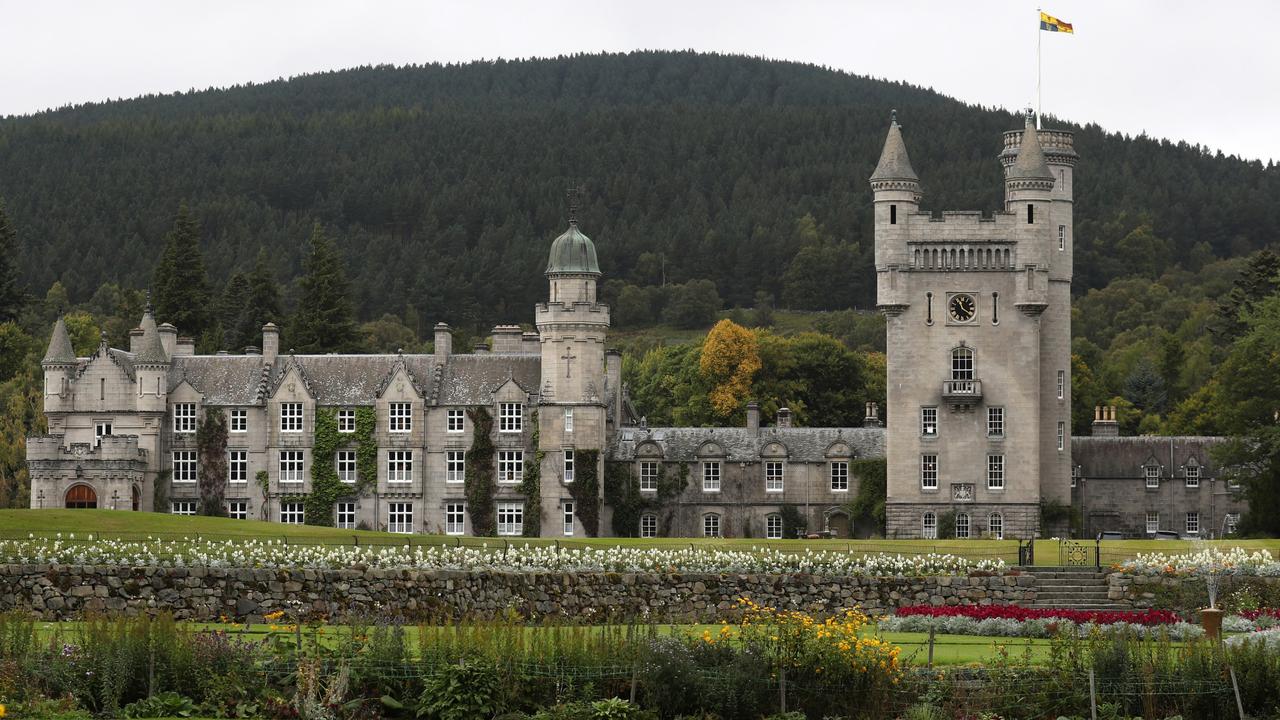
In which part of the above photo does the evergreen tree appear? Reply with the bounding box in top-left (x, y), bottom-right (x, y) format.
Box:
top-left (1214, 249), bottom-right (1280, 340)
top-left (152, 204), bottom-right (212, 336)
top-left (1123, 359), bottom-right (1168, 414)
top-left (0, 200), bottom-right (24, 322)
top-left (291, 224), bottom-right (356, 353)
top-left (238, 249), bottom-right (283, 350)
top-left (218, 271), bottom-right (250, 349)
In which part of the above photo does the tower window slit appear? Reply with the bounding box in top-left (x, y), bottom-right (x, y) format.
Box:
top-left (890, 204), bottom-right (897, 224)
top-left (926, 292), bottom-right (933, 325)
top-left (992, 292), bottom-right (1000, 324)
top-left (1027, 204), bottom-right (1035, 224)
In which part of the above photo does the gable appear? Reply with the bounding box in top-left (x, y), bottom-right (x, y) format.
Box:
top-left (271, 367), bottom-right (314, 403)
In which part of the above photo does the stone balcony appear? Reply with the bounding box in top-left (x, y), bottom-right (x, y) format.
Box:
top-left (942, 379), bottom-right (983, 406)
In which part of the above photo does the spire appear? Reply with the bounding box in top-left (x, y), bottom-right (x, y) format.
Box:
top-left (869, 110), bottom-right (919, 183)
top-left (42, 316), bottom-right (77, 365)
top-left (566, 184), bottom-right (580, 227)
top-left (133, 302), bottom-right (169, 365)
top-left (1007, 109), bottom-right (1054, 181)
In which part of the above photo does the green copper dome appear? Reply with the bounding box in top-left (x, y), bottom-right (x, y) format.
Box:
top-left (545, 221), bottom-right (600, 275)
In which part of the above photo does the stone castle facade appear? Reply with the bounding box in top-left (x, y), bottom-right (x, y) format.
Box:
top-left (26, 115), bottom-right (1246, 540)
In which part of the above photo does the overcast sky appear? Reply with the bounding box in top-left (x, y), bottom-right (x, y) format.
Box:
top-left (2, 1), bottom-right (1277, 162)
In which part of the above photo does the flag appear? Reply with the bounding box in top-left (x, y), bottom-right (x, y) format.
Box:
top-left (1040, 11), bottom-right (1074, 33)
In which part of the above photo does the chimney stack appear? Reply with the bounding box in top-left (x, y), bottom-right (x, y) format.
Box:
top-left (244, 346), bottom-right (261, 356)
top-left (605, 349), bottom-right (623, 428)
top-left (174, 336), bottom-right (195, 357)
top-left (863, 401), bottom-right (883, 428)
top-left (157, 323), bottom-right (178, 357)
top-left (128, 327), bottom-right (144, 354)
top-left (433, 322), bottom-right (453, 360)
top-left (1091, 405), bottom-right (1120, 437)
top-left (521, 331), bottom-right (540, 355)
top-left (746, 401), bottom-right (760, 435)
top-left (490, 325), bottom-right (523, 354)
top-left (776, 407), bottom-right (792, 429)
top-left (473, 343), bottom-right (490, 355)
top-left (261, 323), bottom-right (280, 365)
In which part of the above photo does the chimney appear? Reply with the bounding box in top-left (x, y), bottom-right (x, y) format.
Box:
top-left (244, 346), bottom-right (261, 356)
top-left (473, 343), bottom-right (490, 355)
top-left (433, 322), bottom-right (452, 360)
top-left (521, 331), bottom-right (540, 355)
top-left (776, 407), bottom-right (792, 429)
top-left (863, 401), bottom-right (883, 428)
top-left (746, 401), bottom-right (760, 435)
top-left (490, 325), bottom-right (523, 354)
top-left (157, 323), bottom-right (178, 357)
top-left (1091, 405), bottom-right (1120, 437)
top-left (605, 349), bottom-right (623, 428)
top-left (128, 327), bottom-right (144, 354)
top-left (174, 336), bottom-right (195, 357)
top-left (261, 323), bottom-right (280, 365)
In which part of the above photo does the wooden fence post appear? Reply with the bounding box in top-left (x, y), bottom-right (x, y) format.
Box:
top-left (1089, 668), bottom-right (1097, 720)
top-left (1229, 666), bottom-right (1245, 720)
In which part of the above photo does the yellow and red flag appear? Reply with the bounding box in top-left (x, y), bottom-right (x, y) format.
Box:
top-left (1040, 11), bottom-right (1074, 33)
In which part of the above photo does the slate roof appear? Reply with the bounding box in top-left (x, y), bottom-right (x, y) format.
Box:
top-left (1007, 112), bottom-right (1054, 181)
top-left (435, 354), bottom-right (541, 405)
top-left (869, 113), bottom-right (918, 183)
top-left (42, 317), bottom-right (77, 364)
top-left (171, 356), bottom-right (274, 405)
top-left (610, 426), bottom-right (885, 463)
top-left (1072, 436), bottom-right (1227, 478)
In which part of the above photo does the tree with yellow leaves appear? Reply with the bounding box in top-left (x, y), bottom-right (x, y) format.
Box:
top-left (699, 319), bottom-right (762, 417)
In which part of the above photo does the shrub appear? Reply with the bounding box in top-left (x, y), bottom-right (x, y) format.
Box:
top-left (417, 662), bottom-right (504, 720)
top-left (121, 691), bottom-right (195, 718)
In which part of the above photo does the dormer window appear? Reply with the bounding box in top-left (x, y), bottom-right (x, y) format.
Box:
top-left (388, 402), bottom-right (412, 433)
top-left (499, 403), bottom-right (523, 433)
top-left (1185, 465), bottom-right (1201, 488)
top-left (280, 403), bottom-right (303, 433)
top-left (174, 403), bottom-right (197, 433)
top-left (1145, 465), bottom-right (1160, 489)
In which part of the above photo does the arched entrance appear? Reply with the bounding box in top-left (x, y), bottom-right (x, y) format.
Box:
top-left (65, 484), bottom-right (98, 509)
top-left (825, 508), bottom-right (852, 539)
top-left (131, 485), bottom-right (141, 511)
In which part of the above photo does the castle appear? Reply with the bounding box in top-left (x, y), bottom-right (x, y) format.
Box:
top-left (26, 115), bottom-right (1246, 540)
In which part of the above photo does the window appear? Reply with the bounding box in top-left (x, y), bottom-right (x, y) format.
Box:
top-left (1027, 203), bottom-right (1035, 224)
top-left (991, 291), bottom-right (1000, 324)
top-left (951, 348), bottom-right (974, 380)
top-left (703, 513), bottom-right (721, 538)
top-left (229, 409), bottom-right (247, 433)
top-left (497, 502), bottom-right (523, 536)
top-left (172, 451), bottom-right (197, 483)
top-left (171, 500), bottom-right (197, 516)
top-left (702, 461), bottom-right (721, 492)
top-left (1145, 466), bottom-right (1160, 489)
top-left (337, 409), bottom-right (355, 433)
top-left (764, 461), bottom-right (784, 493)
top-left (445, 503), bottom-right (466, 535)
top-left (174, 403), bottom-right (197, 433)
top-left (447, 451), bottom-right (465, 484)
top-left (280, 502), bottom-right (304, 524)
top-left (1228, 475), bottom-right (1241, 490)
top-left (955, 512), bottom-right (971, 539)
top-left (387, 450), bottom-right (413, 484)
top-left (1146, 511), bottom-right (1159, 535)
top-left (498, 451), bottom-right (523, 483)
top-left (388, 502), bottom-right (413, 533)
top-left (1186, 511), bottom-right (1200, 535)
top-left (337, 450), bottom-right (357, 484)
top-left (1057, 422), bottom-right (1065, 451)
top-left (229, 450), bottom-right (247, 483)
top-left (563, 502), bottom-right (575, 536)
top-left (564, 408), bottom-right (574, 433)
top-left (988, 512), bottom-right (1003, 540)
top-left (94, 422), bottom-right (113, 446)
top-left (987, 455), bottom-right (1005, 490)
top-left (921, 406), bottom-right (938, 436)
top-left (279, 450), bottom-right (304, 483)
top-left (922, 512), bottom-right (937, 539)
top-left (1071, 466), bottom-right (1080, 488)
top-left (563, 450), bottom-right (575, 483)
top-left (280, 403), bottom-right (303, 433)
top-left (926, 292), bottom-right (934, 325)
top-left (446, 409), bottom-right (464, 433)
top-left (921, 455), bottom-right (938, 490)
top-left (499, 403), bottom-right (523, 433)
top-left (1058, 224), bottom-right (1066, 251)
top-left (1185, 466), bottom-right (1201, 488)
top-left (640, 461), bottom-right (659, 492)
top-left (1057, 370), bottom-right (1066, 400)
top-left (640, 513), bottom-right (657, 538)
top-left (1226, 513), bottom-right (1240, 535)
top-left (766, 514), bottom-right (783, 539)
top-left (336, 502), bottom-right (356, 529)
top-left (227, 501), bottom-right (247, 520)
top-left (890, 204), bottom-right (897, 224)
top-left (830, 461), bottom-right (849, 492)
top-left (987, 407), bottom-right (1005, 437)
top-left (388, 402), bottom-right (412, 432)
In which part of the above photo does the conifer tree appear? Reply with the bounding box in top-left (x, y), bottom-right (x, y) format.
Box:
top-left (152, 203), bottom-right (212, 336)
top-left (0, 200), bottom-right (24, 323)
top-left (238, 249), bottom-right (283, 350)
top-left (291, 224), bottom-right (356, 353)
top-left (218, 271), bottom-right (249, 349)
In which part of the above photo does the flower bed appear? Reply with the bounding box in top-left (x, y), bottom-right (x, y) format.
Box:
top-left (0, 535), bottom-right (1004, 576)
top-left (894, 604), bottom-right (1179, 626)
top-left (879, 611), bottom-right (1203, 640)
top-left (1121, 547), bottom-right (1280, 577)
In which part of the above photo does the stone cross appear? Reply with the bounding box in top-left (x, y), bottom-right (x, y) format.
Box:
top-left (561, 347), bottom-right (576, 378)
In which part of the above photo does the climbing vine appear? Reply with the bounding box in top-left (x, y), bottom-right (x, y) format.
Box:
top-left (353, 407), bottom-right (378, 495)
top-left (304, 408), bottom-right (342, 526)
top-left (567, 448), bottom-right (601, 537)
top-left (846, 458), bottom-right (887, 535)
top-left (518, 409), bottom-right (544, 537)
top-left (465, 407), bottom-right (496, 536)
top-left (604, 460), bottom-right (689, 537)
top-left (255, 470), bottom-right (270, 520)
top-left (196, 407), bottom-right (228, 517)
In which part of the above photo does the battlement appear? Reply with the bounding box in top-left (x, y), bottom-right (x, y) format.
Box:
top-left (902, 209), bottom-right (1028, 233)
top-left (907, 241), bottom-right (1017, 271)
top-left (1001, 128), bottom-right (1077, 166)
top-left (26, 434), bottom-right (148, 462)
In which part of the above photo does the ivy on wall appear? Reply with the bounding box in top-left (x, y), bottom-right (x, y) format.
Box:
top-left (603, 460), bottom-right (688, 537)
top-left (465, 407), bottom-right (496, 536)
top-left (304, 408), bottom-right (342, 526)
top-left (567, 448), bottom-right (601, 537)
top-left (255, 470), bottom-right (270, 520)
top-left (196, 408), bottom-right (228, 517)
top-left (153, 469), bottom-right (172, 514)
top-left (518, 409), bottom-right (544, 537)
top-left (846, 458), bottom-right (887, 535)
top-left (353, 407), bottom-right (378, 495)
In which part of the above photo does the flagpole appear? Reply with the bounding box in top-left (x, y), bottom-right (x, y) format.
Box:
top-left (1036, 7), bottom-right (1042, 128)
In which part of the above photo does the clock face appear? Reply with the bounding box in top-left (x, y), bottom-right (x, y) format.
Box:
top-left (948, 293), bottom-right (976, 322)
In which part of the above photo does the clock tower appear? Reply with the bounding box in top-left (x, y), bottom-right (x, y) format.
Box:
top-left (874, 110), bottom-right (1076, 539)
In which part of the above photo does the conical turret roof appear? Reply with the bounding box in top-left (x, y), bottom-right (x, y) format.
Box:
top-left (42, 316), bottom-right (77, 364)
top-left (134, 304), bottom-right (170, 365)
top-left (869, 111), bottom-right (918, 183)
top-left (1007, 112), bottom-right (1054, 181)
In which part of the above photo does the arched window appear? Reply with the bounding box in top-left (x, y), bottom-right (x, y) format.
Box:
top-left (640, 513), bottom-right (657, 538)
top-left (65, 484), bottom-right (98, 509)
top-left (951, 348), bottom-right (974, 380)
top-left (955, 512), bottom-right (971, 539)
top-left (922, 512), bottom-right (937, 539)
top-left (766, 513), bottom-right (783, 540)
top-left (703, 513), bottom-right (721, 538)
top-left (989, 513), bottom-right (1004, 540)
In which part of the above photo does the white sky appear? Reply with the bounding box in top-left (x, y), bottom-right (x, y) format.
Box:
top-left (2, 0), bottom-right (1277, 162)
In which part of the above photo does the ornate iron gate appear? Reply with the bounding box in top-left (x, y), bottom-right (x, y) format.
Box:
top-left (1059, 538), bottom-right (1100, 568)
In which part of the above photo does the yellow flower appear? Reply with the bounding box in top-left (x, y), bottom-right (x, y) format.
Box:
top-left (1, 702), bottom-right (7, 717)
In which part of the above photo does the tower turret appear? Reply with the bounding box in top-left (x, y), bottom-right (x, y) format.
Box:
top-left (133, 300), bottom-right (170, 413)
top-left (41, 316), bottom-right (78, 412)
top-left (870, 110), bottom-right (921, 234)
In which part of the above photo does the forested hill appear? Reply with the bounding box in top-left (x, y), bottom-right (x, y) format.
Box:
top-left (1, 51), bottom-right (1277, 329)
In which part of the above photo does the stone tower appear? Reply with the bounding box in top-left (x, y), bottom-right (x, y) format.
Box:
top-left (534, 199), bottom-right (611, 534)
top-left (874, 110), bottom-right (1076, 539)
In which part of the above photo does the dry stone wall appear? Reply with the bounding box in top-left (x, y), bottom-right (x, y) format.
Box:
top-left (1, 564), bottom-right (1039, 622)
